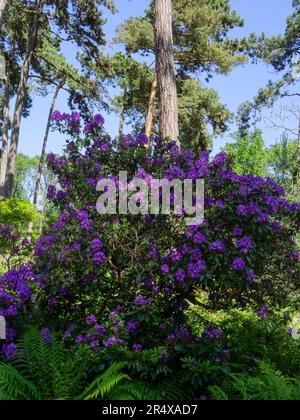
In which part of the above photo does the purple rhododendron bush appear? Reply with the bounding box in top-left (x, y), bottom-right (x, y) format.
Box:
top-left (0, 113), bottom-right (299, 395)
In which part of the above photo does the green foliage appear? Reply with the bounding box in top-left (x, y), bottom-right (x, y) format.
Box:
top-left (224, 130), bottom-right (269, 176)
top-left (0, 329), bottom-right (189, 401)
top-left (268, 134), bottom-right (299, 192)
top-left (12, 154), bottom-right (39, 201)
top-left (0, 198), bottom-right (40, 230)
top-left (210, 362), bottom-right (300, 400)
top-left (0, 328), bottom-right (93, 400)
top-left (179, 79), bottom-right (232, 151)
top-left (188, 292), bottom-right (300, 377)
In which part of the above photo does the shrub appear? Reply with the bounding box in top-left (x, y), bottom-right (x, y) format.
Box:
top-left (0, 112), bottom-right (299, 392)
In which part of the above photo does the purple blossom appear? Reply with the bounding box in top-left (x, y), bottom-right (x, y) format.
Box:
top-left (91, 238), bottom-right (103, 251)
top-left (193, 232), bottom-right (206, 245)
top-left (93, 251), bottom-right (106, 265)
top-left (187, 261), bottom-right (206, 279)
top-left (257, 306), bottom-right (268, 319)
top-left (86, 315), bottom-right (97, 325)
top-left (161, 264), bottom-right (170, 275)
top-left (210, 240), bottom-right (226, 252)
top-left (232, 226), bottom-right (244, 237)
top-left (232, 257), bottom-right (246, 271)
top-left (236, 236), bottom-right (252, 254)
top-left (127, 320), bottom-right (140, 334)
top-left (247, 270), bottom-right (255, 284)
top-left (41, 328), bottom-right (52, 344)
top-left (237, 205), bottom-right (248, 217)
top-left (105, 336), bottom-right (124, 347)
top-left (2, 343), bottom-right (17, 359)
top-left (94, 324), bottom-right (106, 336)
top-left (132, 344), bottom-right (143, 352)
top-left (134, 295), bottom-right (152, 306)
top-left (204, 325), bottom-right (222, 342)
top-left (175, 269), bottom-right (186, 283)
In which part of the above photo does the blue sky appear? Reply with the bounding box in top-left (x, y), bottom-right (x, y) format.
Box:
top-left (19, 0), bottom-right (299, 157)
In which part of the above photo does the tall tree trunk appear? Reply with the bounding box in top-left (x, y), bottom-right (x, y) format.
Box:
top-left (3, 0), bottom-right (45, 198)
top-left (0, 0), bottom-right (7, 24)
top-left (0, 80), bottom-right (10, 194)
top-left (154, 0), bottom-right (179, 145)
top-left (119, 86), bottom-right (127, 138)
top-left (297, 113), bottom-right (300, 181)
top-left (33, 80), bottom-right (63, 206)
top-left (145, 72), bottom-right (158, 145)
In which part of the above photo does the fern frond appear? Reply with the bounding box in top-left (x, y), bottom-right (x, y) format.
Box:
top-left (0, 364), bottom-right (42, 400)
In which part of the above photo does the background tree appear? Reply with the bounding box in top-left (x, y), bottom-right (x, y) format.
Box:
top-left (154, 0), bottom-right (179, 143)
top-left (224, 130), bottom-right (269, 177)
top-left (116, 0), bottom-right (246, 149)
top-left (0, 0), bottom-right (116, 198)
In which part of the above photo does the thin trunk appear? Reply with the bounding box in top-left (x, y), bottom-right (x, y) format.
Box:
top-left (0, 78), bottom-right (10, 194)
top-left (154, 0), bottom-right (179, 145)
top-left (33, 80), bottom-right (63, 205)
top-left (119, 87), bottom-right (127, 138)
top-left (0, 0), bottom-right (7, 24)
top-left (145, 72), bottom-right (158, 145)
top-left (3, 0), bottom-right (45, 198)
top-left (297, 114), bottom-right (300, 181)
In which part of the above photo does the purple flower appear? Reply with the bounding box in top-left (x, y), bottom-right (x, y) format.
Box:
top-left (47, 185), bottom-right (56, 200)
top-left (86, 315), bottom-right (97, 325)
top-left (132, 344), bottom-right (143, 352)
top-left (134, 295), bottom-right (152, 306)
top-left (91, 238), bottom-right (103, 251)
top-left (169, 250), bottom-right (183, 263)
top-left (127, 320), bottom-right (140, 334)
top-left (187, 261), bottom-right (206, 279)
top-left (233, 226), bottom-right (244, 237)
top-left (210, 240), bottom-right (225, 252)
top-left (205, 325), bottom-right (222, 341)
top-left (193, 232), bottom-right (206, 245)
top-left (71, 242), bottom-right (81, 252)
top-left (161, 264), bottom-right (170, 275)
top-left (2, 343), bottom-right (17, 359)
top-left (232, 257), bottom-right (245, 271)
top-left (237, 205), bottom-right (248, 217)
top-left (290, 252), bottom-right (299, 262)
top-left (175, 269), bottom-right (186, 283)
top-left (105, 336), bottom-right (124, 347)
top-left (247, 270), bottom-right (255, 284)
top-left (93, 251), bottom-right (106, 265)
top-left (236, 236), bottom-right (252, 254)
top-left (135, 133), bottom-right (148, 146)
top-left (94, 324), bottom-right (106, 336)
top-left (51, 111), bottom-right (63, 122)
top-left (41, 328), bottom-right (52, 344)
top-left (257, 306), bottom-right (268, 319)
top-left (75, 335), bottom-right (85, 344)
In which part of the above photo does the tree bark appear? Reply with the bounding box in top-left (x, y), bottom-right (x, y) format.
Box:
top-left (154, 0), bottom-right (179, 145)
top-left (0, 78), bottom-right (10, 195)
top-left (297, 113), bottom-right (300, 181)
top-left (33, 80), bottom-right (64, 206)
top-left (118, 86), bottom-right (127, 138)
top-left (0, 0), bottom-right (7, 24)
top-left (3, 0), bottom-right (45, 198)
top-left (145, 72), bottom-right (158, 145)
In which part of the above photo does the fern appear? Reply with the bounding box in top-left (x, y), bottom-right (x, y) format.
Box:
top-left (210, 362), bottom-right (300, 400)
top-left (0, 364), bottom-right (42, 400)
top-left (79, 362), bottom-right (131, 400)
top-left (0, 328), bottom-right (91, 400)
top-left (79, 362), bottom-right (192, 401)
